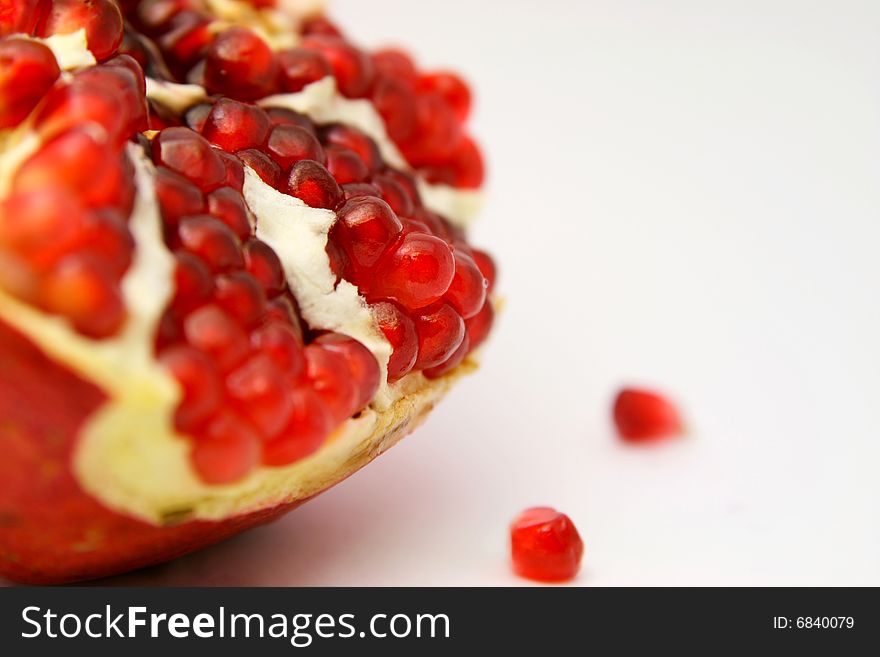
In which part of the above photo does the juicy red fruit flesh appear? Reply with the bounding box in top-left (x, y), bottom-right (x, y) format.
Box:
top-left (510, 507), bottom-right (584, 583)
top-left (613, 388), bottom-right (683, 443)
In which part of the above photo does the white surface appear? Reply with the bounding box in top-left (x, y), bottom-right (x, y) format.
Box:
top-left (113, 0), bottom-right (880, 586)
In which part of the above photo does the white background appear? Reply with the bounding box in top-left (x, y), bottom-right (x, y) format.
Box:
top-left (112, 0), bottom-right (880, 585)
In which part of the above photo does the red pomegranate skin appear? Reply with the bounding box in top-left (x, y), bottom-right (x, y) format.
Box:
top-left (0, 319), bottom-right (312, 584)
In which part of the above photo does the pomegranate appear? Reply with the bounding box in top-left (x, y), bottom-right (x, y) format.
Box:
top-left (0, 0), bottom-right (496, 584)
top-left (613, 388), bottom-right (684, 443)
top-left (510, 507), bottom-right (584, 583)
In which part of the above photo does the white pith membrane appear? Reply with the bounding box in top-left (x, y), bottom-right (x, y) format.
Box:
top-left (0, 26), bottom-right (485, 524)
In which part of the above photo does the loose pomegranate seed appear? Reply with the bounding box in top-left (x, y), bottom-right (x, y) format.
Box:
top-left (183, 304), bottom-right (249, 371)
top-left (214, 271), bottom-right (266, 328)
top-left (262, 388), bottom-right (332, 466)
top-left (152, 127), bottom-right (227, 192)
top-left (612, 388), bottom-right (683, 443)
top-left (266, 124), bottom-right (325, 169)
top-left (177, 215), bottom-right (244, 272)
top-left (470, 248), bottom-right (496, 294)
top-left (243, 239), bottom-right (286, 297)
top-left (301, 35), bottom-right (374, 98)
top-left (302, 343), bottom-right (358, 425)
top-left (371, 173), bottom-right (415, 216)
top-left (369, 232), bottom-right (455, 310)
top-left (251, 319), bottom-right (304, 379)
top-left (370, 75), bottom-right (417, 142)
top-left (217, 150), bottom-right (245, 191)
top-left (203, 27), bottom-right (278, 100)
top-left (190, 411), bottom-right (262, 484)
top-left (277, 47), bottom-right (332, 92)
top-left (510, 507), bottom-right (584, 583)
top-left (313, 333), bottom-right (380, 409)
top-left (341, 181), bottom-right (381, 201)
top-left (0, 39), bottom-right (60, 130)
top-left (332, 197), bottom-right (403, 275)
top-left (324, 145), bottom-right (369, 184)
top-left (444, 249), bottom-right (487, 319)
top-left (412, 302), bottom-right (465, 370)
top-left (171, 251), bottom-right (214, 315)
top-left (236, 148), bottom-right (282, 189)
top-left (322, 125), bottom-right (381, 172)
top-left (159, 345), bottom-right (223, 432)
top-left (371, 49), bottom-right (418, 85)
top-left (418, 72), bottom-right (472, 122)
top-left (286, 159), bottom-right (342, 209)
top-left (225, 352), bottom-right (295, 439)
top-left (372, 301), bottom-right (418, 381)
top-left (206, 187), bottom-right (252, 240)
top-left (40, 255), bottom-right (125, 338)
top-left (423, 333), bottom-right (469, 380)
top-left (155, 167), bottom-right (206, 227)
top-left (38, 0), bottom-right (124, 61)
top-left (202, 98), bottom-right (271, 152)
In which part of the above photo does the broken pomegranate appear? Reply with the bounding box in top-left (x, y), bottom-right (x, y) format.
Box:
top-left (0, 0), bottom-right (496, 584)
top-left (510, 507), bottom-right (584, 583)
top-left (613, 388), bottom-right (683, 443)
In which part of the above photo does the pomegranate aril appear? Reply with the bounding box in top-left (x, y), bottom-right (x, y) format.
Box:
top-left (301, 15), bottom-right (343, 38)
top-left (217, 150), bottom-right (245, 191)
top-left (286, 159), bottom-right (342, 209)
top-left (202, 98), bottom-right (271, 152)
top-left (380, 168), bottom-right (421, 207)
top-left (313, 333), bottom-right (380, 409)
top-left (0, 39), bottom-right (61, 130)
top-left (369, 232), bottom-right (455, 310)
top-left (185, 103), bottom-right (211, 133)
top-left (171, 250), bottom-right (214, 314)
top-left (464, 300), bottom-right (493, 352)
top-left (372, 301), bottom-right (417, 382)
top-left (412, 302), bottom-right (465, 370)
top-left (152, 127), bottom-right (227, 192)
top-left (0, 0), bottom-right (47, 35)
top-left (470, 248), bottom-right (497, 293)
top-left (418, 71), bottom-right (472, 122)
top-left (159, 12), bottom-right (212, 74)
top-left (324, 145), bottom-right (369, 184)
top-left (251, 319), bottom-right (304, 379)
top-left (155, 167), bottom-right (205, 226)
top-left (225, 352), bottom-right (294, 439)
top-left (322, 125), bottom-right (381, 172)
top-left (444, 249), bottom-right (487, 319)
top-left (79, 209), bottom-right (135, 277)
top-left (183, 304), bottom-right (249, 371)
top-left (612, 388), bottom-right (683, 443)
top-left (302, 343), bottom-right (359, 425)
top-left (372, 49), bottom-right (418, 85)
top-left (301, 35), bottom-right (374, 98)
top-left (206, 187), bottom-right (252, 240)
top-left (332, 197), bottom-right (403, 275)
top-left (178, 215), bottom-right (244, 272)
top-left (191, 411), bottom-right (261, 484)
top-left (424, 333), bottom-right (469, 380)
top-left (237, 148), bottom-right (282, 189)
top-left (278, 47), bottom-right (332, 92)
top-left (265, 107), bottom-right (315, 132)
top-left (214, 271), bottom-right (267, 328)
top-left (422, 135), bottom-right (485, 189)
top-left (41, 255), bottom-right (125, 338)
top-left (342, 182), bottom-right (381, 201)
top-left (243, 239), bottom-right (286, 297)
top-left (204, 27), bottom-right (278, 100)
top-left (262, 388), bottom-right (332, 466)
top-left (266, 123), bottom-right (325, 169)
top-left (0, 189), bottom-right (87, 268)
top-left (401, 92), bottom-right (462, 165)
top-left (370, 75), bottom-right (417, 142)
top-left (510, 507), bottom-right (584, 583)
top-left (372, 173), bottom-right (415, 217)
top-left (160, 345), bottom-right (223, 432)
top-left (38, 0), bottom-right (124, 62)
top-left (264, 296), bottom-right (303, 337)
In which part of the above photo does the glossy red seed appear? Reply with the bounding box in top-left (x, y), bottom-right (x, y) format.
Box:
top-left (0, 188), bottom-right (87, 268)
top-left (400, 92), bottom-right (462, 165)
top-left (178, 215), bottom-right (243, 272)
top-left (372, 301), bottom-right (418, 381)
top-left (412, 302), bottom-right (465, 370)
top-left (171, 250), bottom-right (214, 314)
top-left (0, 39), bottom-right (60, 129)
top-left (371, 172), bottom-right (415, 216)
top-left (464, 300), bottom-right (493, 352)
top-left (78, 209), bottom-right (134, 276)
top-left (264, 295), bottom-right (303, 338)
top-left (41, 255), bottom-right (125, 338)
top-left (262, 388), bottom-right (332, 466)
top-left (510, 507), bottom-right (584, 582)
top-left (422, 135), bottom-right (485, 188)
top-left (191, 411), bottom-right (261, 483)
top-left (418, 71), bottom-right (472, 122)
top-left (286, 159), bottom-right (342, 209)
top-left (301, 35), bottom-right (374, 98)
top-left (243, 239), bottom-right (286, 296)
top-left (266, 123), bottom-right (324, 169)
top-left (313, 333), bottom-right (380, 409)
top-left (206, 187), bottom-right (252, 240)
top-left (226, 352), bottom-right (294, 439)
top-left (0, 0), bottom-right (47, 35)
top-left (278, 47), bottom-right (332, 92)
top-left (424, 333), bottom-right (469, 380)
top-left (302, 343), bottom-right (358, 424)
top-left (612, 388), bottom-right (683, 443)
top-left (185, 102), bottom-right (211, 132)
top-left (217, 150), bottom-right (245, 191)
top-left (300, 15), bottom-right (343, 38)
top-left (251, 319), bottom-right (304, 379)
top-left (341, 181), bottom-right (381, 201)
top-left (214, 271), bottom-right (266, 328)
top-left (159, 345), bottom-right (223, 432)
top-left (204, 27), bottom-right (278, 100)
top-left (444, 249), bottom-right (487, 319)
top-left (265, 107), bottom-right (315, 132)
top-left (470, 248), bottom-right (496, 293)
top-left (236, 148), bottom-right (282, 189)
top-left (155, 167), bottom-right (205, 227)
top-left (324, 145), bottom-right (369, 184)
top-left (370, 75), bottom-right (417, 142)
top-left (152, 127), bottom-right (226, 192)
top-left (202, 98), bottom-right (271, 152)
top-left (322, 125), bottom-right (381, 172)
top-left (372, 49), bottom-right (418, 85)
top-left (332, 197), bottom-right (403, 274)
top-left (159, 13), bottom-right (212, 74)
top-left (38, 0), bottom-right (124, 61)
top-left (183, 304), bottom-right (249, 371)
top-left (380, 168), bottom-right (421, 207)
top-left (370, 232), bottom-right (455, 310)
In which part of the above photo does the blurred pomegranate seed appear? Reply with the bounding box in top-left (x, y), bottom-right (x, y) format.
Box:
top-left (225, 352), bottom-right (295, 439)
top-left (301, 35), bottom-right (374, 98)
top-left (314, 333), bottom-right (380, 409)
top-left (341, 182), bottom-right (381, 202)
top-left (183, 304), bottom-right (249, 371)
top-left (251, 319), bottom-right (304, 378)
top-left (302, 343), bottom-right (359, 424)
top-left (470, 248), bottom-right (497, 293)
top-left (214, 271), bottom-right (266, 328)
top-left (177, 215), bottom-right (244, 272)
top-left (612, 388), bottom-right (683, 443)
top-left (206, 187), bottom-right (252, 240)
top-left (322, 125), bottom-right (381, 172)
top-left (372, 49), bottom-right (418, 85)
top-left (324, 145), bottom-right (369, 184)
top-left (0, 0), bottom-right (47, 35)
top-left (510, 507), bottom-right (584, 583)
top-left (278, 47), bottom-right (332, 92)
top-left (418, 71), bottom-right (472, 121)
top-left (372, 172), bottom-right (415, 216)
top-left (152, 127), bottom-right (227, 192)
top-left (204, 27), bottom-right (278, 100)
top-left (160, 345), bottom-right (223, 432)
top-left (262, 388), bottom-right (332, 466)
top-left (0, 39), bottom-right (60, 130)
top-left (155, 167), bottom-right (205, 227)
top-left (464, 301), bottom-right (494, 351)
top-left (191, 411), bottom-right (262, 484)
top-left (423, 333), bottom-right (469, 380)
top-left (171, 251), bottom-right (214, 314)
top-left (38, 0), bottom-right (124, 61)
